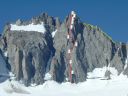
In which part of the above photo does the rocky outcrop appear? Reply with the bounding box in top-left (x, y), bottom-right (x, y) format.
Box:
top-left (31, 13), bottom-right (61, 32)
top-left (0, 11), bottom-right (128, 86)
top-left (5, 31), bottom-right (52, 86)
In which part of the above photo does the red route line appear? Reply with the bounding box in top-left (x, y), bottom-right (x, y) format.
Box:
top-left (69, 14), bottom-right (73, 82)
top-left (66, 13), bottom-right (77, 82)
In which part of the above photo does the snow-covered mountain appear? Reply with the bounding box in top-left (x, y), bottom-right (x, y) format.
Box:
top-left (0, 11), bottom-right (128, 96)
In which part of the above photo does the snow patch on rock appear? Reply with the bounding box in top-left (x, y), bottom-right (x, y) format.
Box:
top-left (87, 67), bottom-right (118, 79)
top-left (4, 51), bottom-right (8, 57)
top-left (10, 22), bottom-right (46, 33)
top-left (51, 30), bottom-right (57, 38)
top-left (44, 73), bottom-right (52, 81)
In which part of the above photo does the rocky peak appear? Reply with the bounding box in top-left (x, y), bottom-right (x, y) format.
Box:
top-left (16, 19), bottom-right (23, 26)
top-left (31, 12), bottom-right (61, 32)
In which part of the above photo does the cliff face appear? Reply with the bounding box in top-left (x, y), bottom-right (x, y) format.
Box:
top-left (0, 11), bottom-right (128, 86)
top-left (6, 32), bottom-right (52, 86)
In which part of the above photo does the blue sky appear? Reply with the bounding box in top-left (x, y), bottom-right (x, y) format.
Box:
top-left (0, 0), bottom-right (128, 42)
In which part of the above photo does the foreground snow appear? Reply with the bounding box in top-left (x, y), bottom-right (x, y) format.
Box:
top-left (0, 67), bottom-right (128, 96)
top-left (10, 22), bottom-right (46, 33)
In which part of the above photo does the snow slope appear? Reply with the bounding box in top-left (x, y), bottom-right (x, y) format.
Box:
top-left (10, 22), bottom-right (46, 33)
top-left (0, 67), bottom-right (128, 96)
top-left (87, 67), bottom-right (118, 79)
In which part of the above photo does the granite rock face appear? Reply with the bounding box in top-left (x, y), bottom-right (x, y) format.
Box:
top-left (6, 31), bottom-right (53, 86)
top-left (0, 11), bottom-right (128, 86)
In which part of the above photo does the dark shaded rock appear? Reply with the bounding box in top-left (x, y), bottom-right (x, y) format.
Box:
top-left (14, 47), bottom-right (23, 80)
top-left (104, 70), bottom-right (111, 79)
top-left (0, 49), bottom-right (9, 82)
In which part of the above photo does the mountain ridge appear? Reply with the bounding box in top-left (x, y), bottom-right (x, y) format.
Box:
top-left (0, 11), bottom-right (127, 86)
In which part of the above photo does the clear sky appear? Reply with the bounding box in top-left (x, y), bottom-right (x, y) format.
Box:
top-left (0, 0), bottom-right (127, 42)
